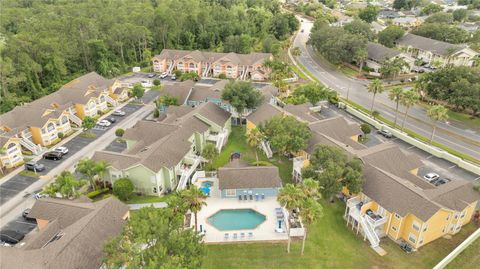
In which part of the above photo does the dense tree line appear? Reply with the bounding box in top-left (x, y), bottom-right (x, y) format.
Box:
top-left (308, 21), bottom-right (368, 65)
top-left (0, 0), bottom-right (298, 113)
top-left (416, 66), bottom-right (480, 116)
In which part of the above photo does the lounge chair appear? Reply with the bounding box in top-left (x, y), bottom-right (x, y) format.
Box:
top-left (261, 193), bottom-right (265, 200)
top-left (238, 195), bottom-right (242, 201)
top-left (248, 232), bottom-right (253, 238)
top-left (244, 194), bottom-right (247, 200)
top-left (240, 232), bottom-right (245, 238)
top-left (249, 194), bottom-right (253, 200)
top-left (224, 233), bottom-right (229, 240)
top-left (255, 194), bottom-right (259, 201)
top-left (233, 233), bottom-right (238, 239)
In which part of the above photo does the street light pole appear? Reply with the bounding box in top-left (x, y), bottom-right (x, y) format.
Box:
top-left (346, 85), bottom-right (350, 102)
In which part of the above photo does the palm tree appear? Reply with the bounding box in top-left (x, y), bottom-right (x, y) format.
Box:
top-left (388, 87), bottom-right (404, 127)
top-left (201, 143), bottom-right (218, 170)
top-left (56, 171), bottom-right (86, 199)
top-left (76, 159), bottom-right (98, 191)
top-left (427, 105), bottom-right (449, 144)
top-left (372, 110), bottom-right (380, 120)
top-left (367, 79), bottom-right (385, 112)
top-left (277, 184), bottom-right (305, 210)
top-left (399, 90), bottom-right (420, 130)
top-left (182, 186), bottom-right (207, 232)
top-left (95, 160), bottom-right (109, 189)
top-left (299, 198), bottom-right (323, 255)
top-left (246, 127), bottom-right (264, 165)
top-left (301, 178), bottom-right (320, 199)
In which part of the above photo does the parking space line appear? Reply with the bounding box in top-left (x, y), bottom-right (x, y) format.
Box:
top-left (15, 221), bottom-right (37, 226)
top-left (425, 155), bottom-right (434, 159)
top-left (448, 165), bottom-right (457, 169)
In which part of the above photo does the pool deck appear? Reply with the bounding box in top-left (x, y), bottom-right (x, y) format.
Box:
top-left (194, 177), bottom-right (289, 244)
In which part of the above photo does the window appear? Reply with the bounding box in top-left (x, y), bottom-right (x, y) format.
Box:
top-left (446, 214), bottom-right (450, 221)
top-left (456, 226), bottom-right (461, 231)
top-left (61, 116), bottom-right (68, 124)
top-left (7, 143), bottom-right (16, 149)
top-left (408, 233), bottom-right (417, 244)
top-left (391, 226), bottom-right (397, 231)
top-left (394, 213), bottom-right (401, 219)
top-left (460, 211), bottom-right (465, 218)
top-left (153, 187), bottom-right (157, 193)
top-left (423, 224), bottom-right (428, 232)
top-left (189, 63), bottom-right (195, 69)
top-left (100, 95), bottom-right (106, 103)
top-left (47, 123), bottom-right (55, 132)
top-left (412, 221), bottom-right (420, 231)
top-left (419, 237), bottom-right (424, 245)
top-left (455, 214), bottom-right (458, 219)
top-left (225, 189), bottom-right (236, 197)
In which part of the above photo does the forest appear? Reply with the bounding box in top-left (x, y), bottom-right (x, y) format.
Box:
top-left (0, 0), bottom-right (298, 113)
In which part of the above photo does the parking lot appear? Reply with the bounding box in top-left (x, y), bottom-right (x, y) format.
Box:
top-left (319, 104), bottom-right (480, 185)
top-left (0, 176), bottom-right (37, 205)
top-left (1, 215), bottom-right (37, 239)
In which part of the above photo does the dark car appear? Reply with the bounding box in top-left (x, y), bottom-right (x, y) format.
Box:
top-left (22, 208), bottom-right (34, 220)
top-left (0, 230), bottom-right (25, 245)
top-left (147, 73), bottom-right (156, 78)
top-left (43, 151), bottom-right (63, 160)
top-left (25, 161), bottom-right (45, 172)
top-left (107, 117), bottom-right (116, 123)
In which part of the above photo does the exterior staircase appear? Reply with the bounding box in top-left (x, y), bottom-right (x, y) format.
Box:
top-left (105, 95), bottom-right (118, 107)
top-left (176, 157), bottom-right (202, 191)
top-left (20, 137), bottom-right (43, 155)
top-left (261, 140), bottom-right (273, 158)
top-left (69, 112), bottom-right (82, 126)
top-left (167, 60), bottom-right (176, 75)
top-left (360, 215), bottom-right (380, 248)
top-left (202, 63), bottom-right (211, 77)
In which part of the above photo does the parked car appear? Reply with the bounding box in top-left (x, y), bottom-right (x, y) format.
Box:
top-left (54, 146), bottom-right (69, 156)
top-left (378, 129), bottom-right (393, 138)
top-left (0, 230), bottom-right (25, 245)
top-left (24, 161), bottom-right (45, 172)
top-left (97, 119), bottom-right (111, 127)
top-left (147, 73), bottom-right (156, 78)
top-left (43, 151), bottom-right (63, 160)
top-left (423, 172), bottom-right (440, 182)
top-left (33, 190), bottom-right (49, 199)
top-left (159, 72), bottom-right (168, 79)
top-left (141, 80), bottom-right (152, 88)
top-left (22, 208), bottom-right (34, 220)
top-left (112, 110), bottom-right (126, 116)
top-left (107, 117), bottom-right (116, 123)
top-left (171, 75), bottom-right (177, 80)
top-left (433, 178), bottom-right (450, 186)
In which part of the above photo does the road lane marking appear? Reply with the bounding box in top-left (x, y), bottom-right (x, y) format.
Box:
top-left (407, 145), bottom-right (415, 150)
top-left (448, 165), bottom-right (457, 169)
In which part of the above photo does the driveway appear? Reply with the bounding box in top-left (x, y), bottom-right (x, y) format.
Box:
top-left (1, 215), bottom-right (37, 238)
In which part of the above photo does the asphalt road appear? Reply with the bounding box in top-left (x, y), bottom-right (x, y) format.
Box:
top-left (294, 17), bottom-right (480, 161)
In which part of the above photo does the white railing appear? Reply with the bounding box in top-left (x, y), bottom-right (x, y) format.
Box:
top-left (360, 215), bottom-right (380, 248)
top-left (365, 214), bottom-right (388, 227)
top-left (176, 157), bottom-right (201, 190)
top-left (20, 137), bottom-right (42, 155)
top-left (105, 95), bottom-right (118, 106)
top-left (167, 60), bottom-right (176, 75)
top-left (261, 140), bottom-right (273, 158)
top-left (69, 112), bottom-right (82, 126)
top-left (202, 63), bottom-right (210, 77)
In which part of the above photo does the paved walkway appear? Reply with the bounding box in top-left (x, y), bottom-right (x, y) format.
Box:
top-left (128, 202), bottom-right (167, 210)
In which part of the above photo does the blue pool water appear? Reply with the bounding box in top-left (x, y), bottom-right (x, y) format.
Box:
top-left (208, 209), bottom-right (266, 231)
top-left (202, 181), bottom-right (213, 188)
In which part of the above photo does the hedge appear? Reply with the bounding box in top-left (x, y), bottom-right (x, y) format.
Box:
top-left (85, 188), bottom-right (110, 199)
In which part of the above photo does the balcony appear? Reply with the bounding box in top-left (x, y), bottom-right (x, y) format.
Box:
top-left (365, 212), bottom-right (388, 227)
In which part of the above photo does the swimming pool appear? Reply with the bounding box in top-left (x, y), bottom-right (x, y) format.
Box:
top-left (207, 209), bottom-right (266, 231)
top-left (201, 181), bottom-right (213, 188)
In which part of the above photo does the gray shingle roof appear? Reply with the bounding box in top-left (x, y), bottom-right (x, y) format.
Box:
top-left (308, 117), bottom-right (364, 150)
top-left (397, 33), bottom-right (465, 56)
top-left (284, 104), bottom-right (322, 123)
top-left (218, 165), bottom-right (282, 190)
top-left (0, 197), bottom-right (129, 269)
top-left (367, 42), bottom-right (401, 63)
top-left (160, 80), bottom-right (195, 105)
top-left (246, 103), bottom-right (283, 125)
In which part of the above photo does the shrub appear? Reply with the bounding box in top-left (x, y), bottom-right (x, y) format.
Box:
top-left (360, 123), bottom-right (371, 134)
top-left (57, 132), bottom-right (64, 139)
top-left (174, 69), bottom-right (183, 78)
top-left (250, 160), bottom-right (273, 166)
top-left (153, 108), bottom-right (160, 118)
top-left (218, 73), bottom-right (227, 79)
top-left (153, 79), bottom-right (161, 86)
top-left (113, 177), bottom-right (134, 201)
top-left (115, 128), bottom-right (125, 137)
top-left (85, 188), bottom-right (110, 199)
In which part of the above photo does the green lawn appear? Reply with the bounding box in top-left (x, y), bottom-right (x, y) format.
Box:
top-left (212, 126), bottom-right (293, 184)
top-left (203, 201), bottom-right (478, 269)
top-left (445, 232), bottom-right (480, 269)
top-left (446, 110), bottom-right (480, 132)
top-left (126, 193), bottom-right (170, 204)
